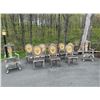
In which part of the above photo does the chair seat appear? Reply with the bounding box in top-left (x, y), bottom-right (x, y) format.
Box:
top-left (83, 53), bottom-right (94, 57)
top-left (67, 56), bottom-right (78, 59)
top-left (6, 57), bottom-right (19, 63)
top-left (33, 57), bottom-right (45, 63)
top-left (50, 56), bottom-right (61, 61)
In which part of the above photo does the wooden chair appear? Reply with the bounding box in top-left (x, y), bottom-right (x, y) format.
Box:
top-left (65, 43), bottom-right (78, 64)
top-left (25, 44), bottom-right (34, 63)
top-left (39, 44), bottom-right (46, 58)
top-left (33, 45), bottom-right (45, 69)
top-left (48, 43), bottom-right (61, 67)
top-left (58, 43), bottom-right (66, 59)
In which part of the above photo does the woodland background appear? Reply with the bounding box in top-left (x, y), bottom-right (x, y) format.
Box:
top-left (1, 14), bottom-right (100, 58)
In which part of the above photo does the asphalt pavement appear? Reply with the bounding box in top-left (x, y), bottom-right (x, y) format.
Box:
top-left (1, 57), bottom-right (100, 87)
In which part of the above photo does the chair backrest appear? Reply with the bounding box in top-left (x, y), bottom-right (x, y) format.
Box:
top-left (59, 43), bottom-right (65, 52)
top-left (33, 46), bottom-right (42, 57)
top-left (3, 43), bottom-right (15, 58)
top-left (39, 44), bottom-right (46, 54)
top-left (7, 46), bottom-right (13, 57)
top-left (25, 44), bottom-right (33, 53)
top-left (48, 43), bottom-right (57, 56)
top-left (65, 43), bottom-right (74, 55)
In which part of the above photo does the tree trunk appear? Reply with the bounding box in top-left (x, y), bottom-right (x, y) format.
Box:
top-left (3, 15), bottom-right (9, 36)
top-left (35, 14), bottom-right (37, 38)
top-left (87, 15), bottom-right (93, 40)
top-left (63, 14), bottom-right (69, 45)
top-left (29, 14), bottom-right (32, 44)
top-left (19, 14), bottom-right (25, 50)
top-left (81, 14), bottom-right (92, 44)
top-left (57, 14), bottom-right (61, 44)
top-left (10, 14), bottom-right (18, 40)
top-left (50, 14), bottom-right (53, 36)
top-left (41, 14), bottom-right (45, 39)
top-left (57, 14), bottom-right (61, 52)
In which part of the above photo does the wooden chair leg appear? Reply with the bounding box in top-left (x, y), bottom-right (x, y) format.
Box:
top-left (68, 58), bottom-right (71, 65)
top-left (33, 62), bottom-right (35, 69)
top-left (43, 61), bottom-right (45, 68)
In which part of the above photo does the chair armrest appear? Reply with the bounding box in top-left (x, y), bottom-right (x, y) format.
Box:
top-left (4, 54), bottom-right (6, 59)
top-left (15, 52), bottom-right (19, 59)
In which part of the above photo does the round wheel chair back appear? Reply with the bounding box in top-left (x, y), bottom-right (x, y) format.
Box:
top-left (33, 46), bottom-right (42, 57)
top-left (48, 43), bottom-right (57, 55)
top-left (39, 44), bottom-right (46, 54)
top-left (65, 43), bottom-right (74, 55)
top-left (25, 44), bottom-right (33, 53)
top-left (59, 43), bottom-right (65, 51)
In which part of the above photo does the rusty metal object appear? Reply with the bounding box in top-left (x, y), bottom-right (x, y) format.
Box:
top-left (82, 40), bottom-right (94, 62)
top-left (3, 43), bottom-right (22, 74)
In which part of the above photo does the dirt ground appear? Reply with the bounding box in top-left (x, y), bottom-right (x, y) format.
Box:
top-left (1, 57), bottom-right (100, 87)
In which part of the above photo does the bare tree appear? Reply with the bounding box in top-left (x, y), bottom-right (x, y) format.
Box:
top-left (10, 14), bottom-right (18, 40)
top-left (19, 14), bottom-right (25, 50)
top-left (3, 15), bottom-right (9, 36)
top-left (34, 14), bottom-right (37, 37)
top-left (29, 14), bottom-right (32, 44)
top-left (63, 14), bottom-right (70, 44)
top-left (50, 14), bottom-right (53, 36)
top-left (41, 14), bottom-right (45, 39)
top-left (57, 14), bottom-right (61, 44)
top-left (55, 14), bottom-right (61, 52)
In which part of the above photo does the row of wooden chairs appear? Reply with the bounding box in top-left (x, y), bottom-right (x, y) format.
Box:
top-left (3, 40), bottom-right (94, 73)
top-left (25, 43), bottom-right (78, 69)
